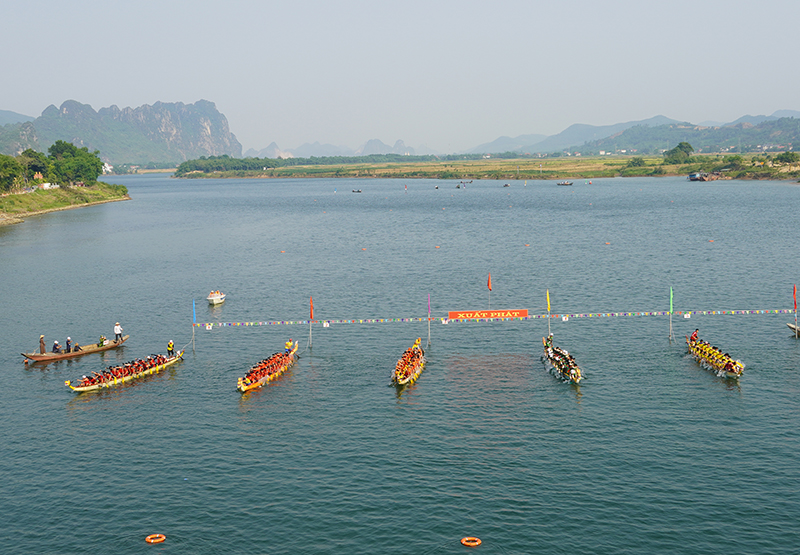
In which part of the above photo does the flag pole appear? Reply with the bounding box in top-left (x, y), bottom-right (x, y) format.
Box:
top-left (794, 284), bottom-right (797, 339)
top-left (309, 296), bottom-right (314, 350)
top-left (669, 286), bottom-right (674, 342)
top-left (192, 299), bottom-right (196, 353)
top-left (546, 289), bottom-right (551, 337)
top-left (427, 293), bottom-right (431, 348)
top-left (488, 273), bottom-right (492, 310)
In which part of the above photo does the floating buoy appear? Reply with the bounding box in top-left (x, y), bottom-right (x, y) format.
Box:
top-left (435, 246), bottom-right (440, 248)
top-left (461, 537), bottom-right (481, 547)
top-left (524, 244), bottom-right (529, 247)
top-left (145, 534), bottom-right (166, 544)
top-left (280, 250), bottom-right (286, 253)
top-left (605, 242), bottom-right (610, 245)
top-left (362, 248), bottom-right (367, 250)
top-left (709, 239), bottom-right (714, 242)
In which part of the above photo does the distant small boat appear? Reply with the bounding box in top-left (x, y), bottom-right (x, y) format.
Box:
top-left (207, 290), bottom-right (226, 305)
top-left (352, 189), bottom-right (362, 193)
top-left (503, 183), bottom-right (510, 187)
top-left (557, 181), bottom-right (573, 186)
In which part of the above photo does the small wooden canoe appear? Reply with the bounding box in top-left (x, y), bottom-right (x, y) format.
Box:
top-left (22, 335), bottom-right (129, 363)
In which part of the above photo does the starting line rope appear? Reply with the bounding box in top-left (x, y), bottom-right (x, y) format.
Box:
top-left (194, 309), bottom-right (795, 329)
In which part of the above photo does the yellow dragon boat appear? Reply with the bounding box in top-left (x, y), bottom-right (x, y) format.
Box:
top-left (392, 339), bottom-right (426, 386)
top-left (65, 351), bottom-right (183, 393)
top-left (686, 336), bottom-right (744, 378)
top-left (237, 342), bottom-right (298, 393)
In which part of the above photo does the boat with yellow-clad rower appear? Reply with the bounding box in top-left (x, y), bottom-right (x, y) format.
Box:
top-left (392, 338), bottom-right (426, 386)
top-left (686, 335), bottom-right (744, 378)
top-left (237, 341), bottom-right (298, 393)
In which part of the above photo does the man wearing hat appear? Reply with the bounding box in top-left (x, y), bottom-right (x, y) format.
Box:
top-left (52, 340), bottom-right (61, 353)
top-left (65, 337), bottom-right (72, 353)
top-left (114, 322), bottom-right (123, 343)
top-left (39, 335), bottom-right (46, 354)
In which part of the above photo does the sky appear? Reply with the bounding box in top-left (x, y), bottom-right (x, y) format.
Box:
top-left (3, 0), bottom-right (799, 153)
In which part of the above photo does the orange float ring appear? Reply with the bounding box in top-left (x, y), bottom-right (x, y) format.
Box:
top-left (461, 536), bottom-right (481, 547)
top-left (145, 534), bottom-right (166, 544)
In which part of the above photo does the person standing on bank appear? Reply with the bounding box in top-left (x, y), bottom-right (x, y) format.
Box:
top-left (114, 322), bottom-right (123, 343)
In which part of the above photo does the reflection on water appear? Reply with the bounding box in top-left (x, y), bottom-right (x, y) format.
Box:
top-left (207, 303), bottom-right (224, 321)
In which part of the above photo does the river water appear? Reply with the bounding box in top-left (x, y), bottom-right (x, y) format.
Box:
top-left (1, 174), bottom-right (799, 554)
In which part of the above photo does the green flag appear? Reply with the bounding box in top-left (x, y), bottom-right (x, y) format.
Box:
top-left (670, 287), bottom-right (673, 314)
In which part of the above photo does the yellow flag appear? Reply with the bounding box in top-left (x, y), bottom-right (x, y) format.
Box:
top-left (546, 289), bottom-right (551, 312)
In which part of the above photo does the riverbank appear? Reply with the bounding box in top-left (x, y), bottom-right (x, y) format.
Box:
top-left (175, 154), bottom-right (800, 181)
top-left (0, 182), bottom-right (129, 226)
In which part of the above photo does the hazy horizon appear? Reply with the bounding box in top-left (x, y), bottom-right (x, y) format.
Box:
top-left (4, 0), bottom-right (799, 153)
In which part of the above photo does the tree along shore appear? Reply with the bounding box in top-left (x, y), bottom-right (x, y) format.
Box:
top-left (0, 182), bottom-right (129, 226)
top-left (174, 153), bottom-right (800, 181)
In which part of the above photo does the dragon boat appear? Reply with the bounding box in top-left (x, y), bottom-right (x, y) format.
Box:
top-left (237, 342), bottom-right (298, 393)
top-left (22, 335), bottom-right (129, 363)
top-left (392, 339), bottom-right (426, 386)
top-left (686, 337), bottom-right (744, 378)
top-left (64, 350), bottom-right (183, 393)
top-left (541, 336), bottom-right (583, 384)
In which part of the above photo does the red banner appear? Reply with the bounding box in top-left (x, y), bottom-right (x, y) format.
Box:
top-left (448, 309), bottom-right (528, 320)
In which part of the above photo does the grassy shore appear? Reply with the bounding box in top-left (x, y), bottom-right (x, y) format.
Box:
top-left (0, 182), bottom-right (129, 226)
top-left (177, 154), bottom-right (800, 181)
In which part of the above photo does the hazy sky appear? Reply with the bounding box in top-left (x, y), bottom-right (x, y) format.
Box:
top-left (4, 0), bottom-right (799, 153)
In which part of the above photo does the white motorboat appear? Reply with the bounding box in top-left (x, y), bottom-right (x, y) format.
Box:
top-left (207, 290), bottom-right (226, 305)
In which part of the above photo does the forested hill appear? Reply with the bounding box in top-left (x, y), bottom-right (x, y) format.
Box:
top-left (576, 117), bottom-right (799, 155)
top-left (0, 100), bottom-right (241, 165)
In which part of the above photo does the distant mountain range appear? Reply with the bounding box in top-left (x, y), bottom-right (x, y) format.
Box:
top-left (0, 100), bottom-right (241, 164)
top-left (3, 100), bottom-right (798, 165)
top-left (580, 115), bottom-right (800, 155)
top-left (246, 110), bottom-right (799, 159)
top-left (0, 109), bottom-right (34, 126)
top-left (244, 138), bottom-right (424, 159)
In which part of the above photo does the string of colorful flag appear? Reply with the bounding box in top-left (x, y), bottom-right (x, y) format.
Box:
top-left (193, 309), bottom-right (795, 329)
top-left (193, 287), bottom-right (798, 329)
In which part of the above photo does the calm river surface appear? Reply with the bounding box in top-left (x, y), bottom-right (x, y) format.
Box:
top-left (1, 175), bottom-right (799, 554)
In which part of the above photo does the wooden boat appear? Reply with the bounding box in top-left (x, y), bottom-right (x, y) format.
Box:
top-left (557, 181), bottom-right (573, 186)
top-left (787, 322), bottom-right (800, 336)
top-left (686, 336), bottom-right (744, 378)
top-left (541, 336), bottom-right (582, 384)
top-left (65, 350), bottom-right (183, 393)
top-left (237, 342), bottom-right (299, 393)
top-left (392, 341), bottom-right (426, 386)
top-left (207, 290), bottom-right (226, 305)
top-left (22, 335), bottom-right (129, 363)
